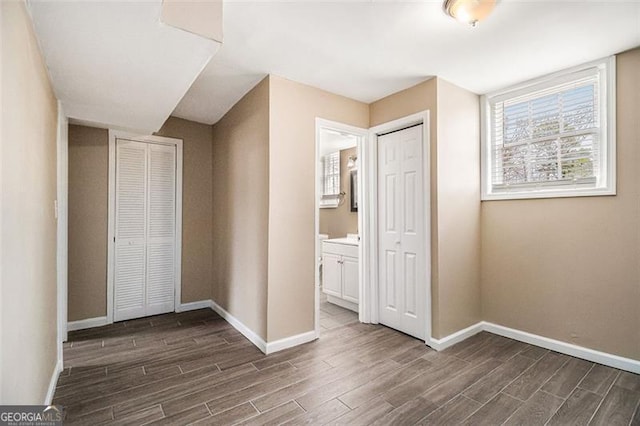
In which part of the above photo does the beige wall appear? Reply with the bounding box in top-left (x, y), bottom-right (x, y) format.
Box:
top-left (67, 117), bottom-right (214, 320)
top-left (370, 78), bottom-right (437, 129)
top-left (68, 125), bottom-right (109, 321)
top-left (268, 75), bottom-right (369, 341)
top-left (211, 77), bottom-right (270, 340)
top-left (319, 147), bottom-right (358, 239)
top-left (157, 117), bottom-right (214, 303)
top-left (481, 48), bottom-right (640, 359)
top-left (434, 78), bottom-right (481, 337)
top-left (370, 79), bottom-right (441, 336)
top-left (369, 77), bottom-right (481, 338)
top-left (1, 1), bottom-right (59, 403)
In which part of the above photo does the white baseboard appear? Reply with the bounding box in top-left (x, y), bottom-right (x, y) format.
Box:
top-left (176, 300), bottom-right (213, 312)
top-left (63, 301), bottom-right (318, 356)
top-left (326, 295), bottom-right (358, 313)
top-left (429, 320), bottom-right (640, 374)
top-left (63, 305), bottom-right (640, 374)
top-left (428, 321), bottom-right (484, 351)
top-left (67, 300), bottom-right (215, 331)
top-left (45, 358), bottom-right (63, 405)
top-left (266, 330), bottom-right (318, 355)
top-left (67, 316), bottom-right (108, 332)
top-left (483, 322), bottom-right (640, 375)
top-left (209, 300), bottom-right (268, 354)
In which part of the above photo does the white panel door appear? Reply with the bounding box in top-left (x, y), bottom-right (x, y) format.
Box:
top-left (377, 125), bottom-right (426, 339)
top-left (114, 139), bottom-right (176, 321)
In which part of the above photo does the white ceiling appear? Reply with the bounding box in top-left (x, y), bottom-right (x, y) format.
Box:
top-left (28, 0), bottom-right (220, 132)
top-left (173, 0), bottom-right (640, 125)
top-left (320, 129), bottom-right (358, 157)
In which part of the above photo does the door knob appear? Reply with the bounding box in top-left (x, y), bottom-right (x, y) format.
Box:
top-left (395, 240), bottom-right (401, 245)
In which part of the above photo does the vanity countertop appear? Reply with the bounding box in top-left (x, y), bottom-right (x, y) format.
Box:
top-left (324, 237), bottom-right (359, 246)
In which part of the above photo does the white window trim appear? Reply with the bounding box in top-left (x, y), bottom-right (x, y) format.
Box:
top-left (320, 151), bottom-right (341, 209)
top-left (319, 197), bottom-right (340, 209)
top-left (481, 56), bottom-right (616, 201)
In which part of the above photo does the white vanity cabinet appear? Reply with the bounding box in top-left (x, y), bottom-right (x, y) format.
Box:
top-left (322, 238), bottom-right (359, 312)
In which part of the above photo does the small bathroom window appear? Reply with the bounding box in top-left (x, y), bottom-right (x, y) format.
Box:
top-left (320, 151), bottom-right (340, 208)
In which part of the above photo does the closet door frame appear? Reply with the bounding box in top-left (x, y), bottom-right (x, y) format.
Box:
top-left (107, 130), bottom-right (183, 324)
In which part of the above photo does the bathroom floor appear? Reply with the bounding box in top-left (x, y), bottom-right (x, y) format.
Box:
top-left (319, 291), bottom-right (359, 332)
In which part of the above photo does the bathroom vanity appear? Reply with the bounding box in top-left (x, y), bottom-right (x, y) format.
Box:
top-left (321, 236), bottom-right (359, 313)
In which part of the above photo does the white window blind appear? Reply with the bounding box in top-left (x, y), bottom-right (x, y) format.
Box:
top-left (482, 57), bottom-right (615, 200)
top-left (321, 151), bottom-right (340, 207)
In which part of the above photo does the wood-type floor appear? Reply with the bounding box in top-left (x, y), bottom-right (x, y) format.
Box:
top-left (55, 302), bottom-right (640, 425)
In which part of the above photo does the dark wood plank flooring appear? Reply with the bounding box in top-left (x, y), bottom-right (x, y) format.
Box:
top-left (55, 302), bottom-right (640, 425)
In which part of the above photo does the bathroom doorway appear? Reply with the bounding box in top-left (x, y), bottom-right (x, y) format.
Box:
top-left (314, 119), bottom-right (367, 337)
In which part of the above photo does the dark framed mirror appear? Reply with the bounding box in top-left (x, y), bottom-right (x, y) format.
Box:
top-left (350, 170), bottom-right (358, 212)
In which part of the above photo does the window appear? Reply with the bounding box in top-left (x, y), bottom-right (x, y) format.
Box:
top-left (320, 151), bottom-right (341, 208)
top-left (482, 57), bottom-right (616, 200)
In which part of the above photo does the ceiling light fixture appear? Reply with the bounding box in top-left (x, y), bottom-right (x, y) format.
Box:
top-left (443, 0), bottom-right (496, 27)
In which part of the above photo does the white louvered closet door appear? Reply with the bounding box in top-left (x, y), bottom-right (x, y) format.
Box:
top-left (145, 143), bottom-right (176, 316)
top-left (114, 139), bottom-right (176, 322)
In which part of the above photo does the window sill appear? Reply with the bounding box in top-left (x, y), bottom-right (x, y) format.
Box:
top-left (320, 201), bottom-right (340, 209)
top-left (481, 186), bottom-right (616, 201)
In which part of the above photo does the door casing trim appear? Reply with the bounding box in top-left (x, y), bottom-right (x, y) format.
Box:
top-left (314, 119), bottom-right (368, 337)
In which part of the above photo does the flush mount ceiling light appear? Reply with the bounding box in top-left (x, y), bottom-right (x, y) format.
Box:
top-left (443, 0), bottom-right (496, 27)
